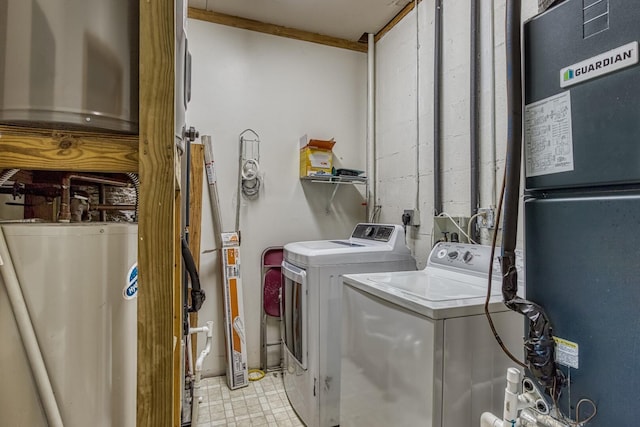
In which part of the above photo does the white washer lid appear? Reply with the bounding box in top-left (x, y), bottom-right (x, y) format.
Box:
top-left (363, 270), bottom-right (500, 301)
top-left (343, 270), bottom-right (516, 320)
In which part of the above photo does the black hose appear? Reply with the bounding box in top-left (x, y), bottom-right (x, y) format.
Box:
top-left (182, 237), bottom-right (205, 312)
top-left (501, 0), bottom-right (565, 401)
top-left (502, 0), bottom-right (523, 257)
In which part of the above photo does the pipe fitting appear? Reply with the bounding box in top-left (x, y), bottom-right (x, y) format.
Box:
top-left (480, 412), bottom-right (502, 427)
top-left (59, 173), bottom-right (130, 222)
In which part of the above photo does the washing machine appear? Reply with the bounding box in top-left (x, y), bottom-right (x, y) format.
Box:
top-left (340, 242), bottom-right (524, 427)
top-left (282, 223), bottom-right (417, 427)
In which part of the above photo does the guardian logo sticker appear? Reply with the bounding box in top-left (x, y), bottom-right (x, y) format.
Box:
top-left (124, 262), bottom-right (138, 300)
top-left (560, 41), bottom-right (638, 88)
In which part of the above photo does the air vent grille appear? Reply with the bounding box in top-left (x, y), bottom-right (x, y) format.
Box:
top-left (583, 0), bottom-right (609, 38)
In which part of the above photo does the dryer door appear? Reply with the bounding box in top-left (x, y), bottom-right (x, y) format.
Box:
top-left (282, 261), bottom-right (307, 369)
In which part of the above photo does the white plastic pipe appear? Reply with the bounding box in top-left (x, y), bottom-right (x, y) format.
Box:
top-left (366, 33), bottom-right (376, 221)
top-left (0, 227), bottom-right (64, 427)
top-left (186, 333), bottom-right (194, 378)
top-left (202, 136), bottom-right (224, 248)
top-left (190, 321), bottom-right (213, 426)
top-left (504, 367), bottom-right (522, 423)
top-left (480, 412), bottom-right (503, 427)
top-left (489, 0), bottom-right (497, 208)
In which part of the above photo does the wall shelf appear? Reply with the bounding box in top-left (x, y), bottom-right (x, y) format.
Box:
top-left (300, 175), bottom-right (367, 212)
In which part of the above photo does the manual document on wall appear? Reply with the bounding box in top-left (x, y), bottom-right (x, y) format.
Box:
top-left (524, 91), bottom-right (574, 177)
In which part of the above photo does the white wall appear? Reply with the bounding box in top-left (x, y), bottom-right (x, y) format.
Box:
top-left (375, 0), bottom-right (538, 267)
top-left (187, 19), bottom-right (368, 376)
top-left (0, 195), bottom-right (23, 220)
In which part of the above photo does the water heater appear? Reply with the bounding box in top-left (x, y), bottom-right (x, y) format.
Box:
top-left (0, 0), bottom-right (139, 133)
top-left (0, 223), bottom-right (137, 426)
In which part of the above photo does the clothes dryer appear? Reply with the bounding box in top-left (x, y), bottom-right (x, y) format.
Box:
top-left (282, 223), bottom-right (416, 427)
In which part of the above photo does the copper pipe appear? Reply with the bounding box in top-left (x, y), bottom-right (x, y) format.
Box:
top-left (59, 174), bottom-right (130, 222)
top-left (99, 184), bottom-right (106, 221)
top-left (90, 204), bottom-right (136, 211)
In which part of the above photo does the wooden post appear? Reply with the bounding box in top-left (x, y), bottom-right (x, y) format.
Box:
top-left (173, 191), bottom-right (183, 427)
top-left (137, 0), bottom-right (176, 425)
top-left (188, 144), bottom-right (205, 360)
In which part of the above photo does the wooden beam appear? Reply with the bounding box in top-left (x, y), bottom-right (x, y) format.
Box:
top-left (173, 190), bottom-right (182, 427)
top-left (188, 144), bottom-right (205, 361)
top-left (0, 125), bottom-right (138, 172)
top-left (188, 7), bottom-right (368, 53)
top-left (137, 0), bottom-right (176, 425)
top-left (375, 1), bottom-right (418, 43)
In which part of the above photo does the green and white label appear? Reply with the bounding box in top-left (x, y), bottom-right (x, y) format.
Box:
top-left (554, 336), bottom-right (579, 369)
top-left (560, 41), bottom-right (638, 88)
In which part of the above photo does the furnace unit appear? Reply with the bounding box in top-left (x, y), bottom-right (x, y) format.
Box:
top-left (524, 0), bottom-right (640, 424)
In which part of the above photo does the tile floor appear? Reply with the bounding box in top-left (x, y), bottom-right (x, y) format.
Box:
top-left (196, 371), bottom-right (304, 427)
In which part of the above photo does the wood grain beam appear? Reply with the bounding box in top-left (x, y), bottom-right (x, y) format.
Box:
top-left (0, 125), bottom-right (138, 172)
top-left (188, 7), bottom-right (368, 53)
top-left (375, 1), bottom-right (419, 43)
top-left (137, 0), bottom-right (176, 425)
top-left (188, 144), bottom-right (205, 361)
top-left (173, 191), bottom-right (182, 427)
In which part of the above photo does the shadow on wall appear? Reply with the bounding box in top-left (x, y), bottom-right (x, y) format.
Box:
top-left (300, 181), bottom-right (366, 235)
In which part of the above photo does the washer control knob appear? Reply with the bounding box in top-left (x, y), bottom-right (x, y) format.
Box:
top-left (447, 251), bottom-right (458, 259)
top-left (463, 251), bottom-right (473, 263)
top-left (365, 226), bottom-right (375, 238)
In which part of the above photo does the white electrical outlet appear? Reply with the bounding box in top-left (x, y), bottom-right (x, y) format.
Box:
top-left (478, 208), bottom-right (496, 229)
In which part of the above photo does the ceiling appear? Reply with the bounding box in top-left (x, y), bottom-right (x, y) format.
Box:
top-left (188, 0), bottom-right (413, 41)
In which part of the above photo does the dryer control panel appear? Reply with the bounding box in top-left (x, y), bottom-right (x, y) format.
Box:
top-left (351, 224), bottom-right (397, 242)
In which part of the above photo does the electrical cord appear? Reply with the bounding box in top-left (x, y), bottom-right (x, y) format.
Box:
top-left (241, 176), bottom-right (261, 199)
top-left (485, 167), bottom-right (526, 368)
top-left (553, 373), bottom-right (597, 427)
top-left (467, 211), bottom-right (486, 245)
top-left (572, 398), bottom-right (597, 425)
top-left (436, 212), bottom-right (479, 244)
top-left (368, 205), bottom-right (381, 223)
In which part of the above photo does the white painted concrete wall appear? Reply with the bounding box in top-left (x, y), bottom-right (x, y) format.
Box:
top-left (375, 0), bottom-right (537, 267)
top-left (0, 195), bottom-right (23, 220)
top-left (187, 19), bottom-right (367, 376)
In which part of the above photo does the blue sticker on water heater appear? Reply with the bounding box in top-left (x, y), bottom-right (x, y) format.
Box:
top-left (124, 262), bottom-right (138, 300)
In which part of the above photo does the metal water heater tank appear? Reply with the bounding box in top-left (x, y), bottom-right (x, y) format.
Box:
top-left (0, 0), bottom-right (139, 133)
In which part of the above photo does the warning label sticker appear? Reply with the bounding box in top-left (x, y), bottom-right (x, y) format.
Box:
top-left (524, 91), bottom-right (574, 177)
top-left (554, 336), bottom-right (579, 369)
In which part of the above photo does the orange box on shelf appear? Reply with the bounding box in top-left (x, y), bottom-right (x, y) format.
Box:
top-left (299, 135), bottom-right (336, 177)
